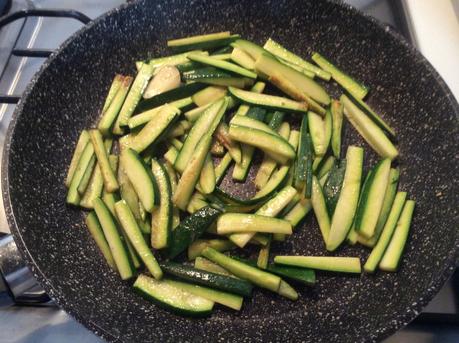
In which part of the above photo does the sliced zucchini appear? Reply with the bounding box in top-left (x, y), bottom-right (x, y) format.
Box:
top-left (255, 235), bottom-right (271, 269)
top-left (308, 111), bottom-right (327, 156)
top-left (341, 95), bottom-right (398, 160)
top-left (354, 159), bottom-right (391, 239)
top-left (326, 146), bottom-right (364, 251)
top-left (202, 247), bottom-right (281, 292)
top-left (268, 71), bottom-right (326, 115)
top-left (166, 278), bottom-right (243, 310)
top-left (294, 114), bottom-right (309, 185)
top-left (263, 38), bottom-right (331, 80)
top-left (102, 74), bottom-right (124, 112)
top-left (229, 86), bottom-right (308, 113)
top-left (186, 192), bottom-right (209, 214)
top-left (232, 82), bottom-right (267, 181)
top-left (113, 63), bottom-right (153, 134)
top-left (130, 104), bottom-right (180, 153)
top-left (160, 262), bottom-right (252, 297)
top-left (66, 142), bottom-right (95, 205)
top-left (229, 186), bottom-right (297, 248)
top-left (79, 164), bottom-right (104, 209)
top-left (187, 239), bottom-right (236, 260)
top-left (146, 50), bottom-right (208, 69)
top-left (65, 130), bottom-right (90, 187)
top-left (93, 198), bottom-right (133, 280)
top-left (114, 200), bottom-right (162, 279)
top-left (143, 65), bottom-right (181, 99)
top-left (253, 130), bottom-right (299, 200)
top-left (191, 86), bottom-right (227, 107)
top-left (323, 159), bottom-right (346, 216)
top-left (229, 125), bottom-right (295, 164)
top-left (167, 206), bottom-right (222, 259)
top-left (175, 99), bottom-right (225, 173)
top-left (358, 168), bottom-right (400, 247)
top-left (331, 99), bottom-right (344, 158)
top-left (98, 76), bottom-right (132, 136)
top-left (187, 54), bottom-right (257, 79)
top-left (120, 148), bottom-right (158, 212)
top-left (215, 122), bottom-right (242, 164)
top-left (184, 102), bottom-right (212, 122)
top-left (363, 191), bottom-right (407, 273)
top-left (230, 47), bottom-right (255, 70)
top-left (348, 94), bottom-right (396, 138)
top-left (254, 52), bottom-right (330, 105)
top-left (199, 153), bottom-right (216, 194)
top-left (133, 274), bottom-right (214, 316)
top-left (85, 212), bottom-right (117, 270)
top-left (317, 155), bottom-right (336, 179)
top-left (274, 256), bottom-right (361, 273)
top-left (137, 83), bottom-right (206, 113)
top-left (167, 32), bottom-right (239, 52)
top-left (150, 159), bottom-right (172, 249)
top-left (215, 152), bottom-right (233, 184)
top-left (311, 52), bottom-right (368, 99)
top-left (89, 130), bottom-right (118, 192)
top-left (255, 121), bottom-right (290, 189)
top-left (236, 257), bottom-right (316, 286)
top-left (128, 97), bottom-right (193, 129)
top-left (379, 200), bottom-right (415, 272)
top-left (311, 176), bottom-right (331, 244)
top-left (195, 257), bottom-right (236, 277)
top-left (217, 213), bottom-right (292, 235)
top-left (279, 59), bottom-right (316, 79)
top-left (211, 138), bottom-right (225, 157)
top-left (277, 280), bottom-right (298, 300)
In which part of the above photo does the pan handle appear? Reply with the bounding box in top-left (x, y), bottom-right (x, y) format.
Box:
top-left (0, 234), bottom-right (51, 307)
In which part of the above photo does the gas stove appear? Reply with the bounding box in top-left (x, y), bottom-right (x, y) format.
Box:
top-left (0, 1), bottom-right (457, 342)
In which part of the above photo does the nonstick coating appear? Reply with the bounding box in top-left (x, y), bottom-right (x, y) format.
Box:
top-left (3, 0), bottom-right (458, 342)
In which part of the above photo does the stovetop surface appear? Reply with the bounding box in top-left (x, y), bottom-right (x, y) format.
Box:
top-left (0, 0), bottom-right (457, 342)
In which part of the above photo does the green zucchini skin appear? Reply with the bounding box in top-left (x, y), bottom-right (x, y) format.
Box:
top-left (167, 206), bottom-right (222, 259)
top-left (137, 83), bottom-right (206, 113)
top-left (323, 159), bottom-right (347, 216)
top-left (236, 257), bottom-right (316, 286)
top-left (133, 274), bottom-right (214, 317)
top-left (160, 261), bottom-right (253, 296)
top-left (150, 159), bottom-right (173, 250)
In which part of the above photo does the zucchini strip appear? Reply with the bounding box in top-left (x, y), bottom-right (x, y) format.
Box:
top-left (342, 95), bottom-right (398, 159)
top-left (93, 198), bottom-right (133, 280)
top-left (115, 200), bottom-right (162, 279)
top-left (263, 38), bottom-right (331, 80)
top-left (215, 152), bottom-right (233, 185)
top-left (151, 159), bottom-right (172, 249)
top-left (229, 86), bottom-right (308, 113)
top-left (89, 130), bottom-right (119, 192)
top-left (187, 54), bottom-right (257, 79)
top-left (202, 247), bottom-right (281, 292)
top-left (130, 104), bottom-right (180, 153)
top-left (379, 200), bottom-right (415, 272)
top-left (65, 130), bottom-right (90, 187)
top-left (217, 214), bottom-right (292, 235)
top-left (229, 125), bottom-right (295, 164)
top-left (113, 63), bottom-right (154, 134)
top-left (274, 256), bottom-right (361, 273)
top-left (229, 186), bottom-right (298, 248)
top-left (85, 212), bottom-right (117, 270)
top-left (128, 97), bottom-right (193, 129)
top-left (326, 146), bottom-right (364, 251)
top-left (311, 52), bottom-right (369, 99)
top-left (98, 76), bottom-right (132, 136)
top-left (363, 192), bottom-right (407, 273)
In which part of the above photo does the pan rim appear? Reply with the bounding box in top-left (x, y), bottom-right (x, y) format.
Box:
top-left (2, 0), bottom-right (458, 342)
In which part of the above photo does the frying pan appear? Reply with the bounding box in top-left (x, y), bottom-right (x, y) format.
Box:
top-left (3, 0), bottom-right (458, 341)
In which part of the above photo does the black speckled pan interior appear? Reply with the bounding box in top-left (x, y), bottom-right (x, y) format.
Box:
top-left (3, 0), bottom-right (459, 342)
